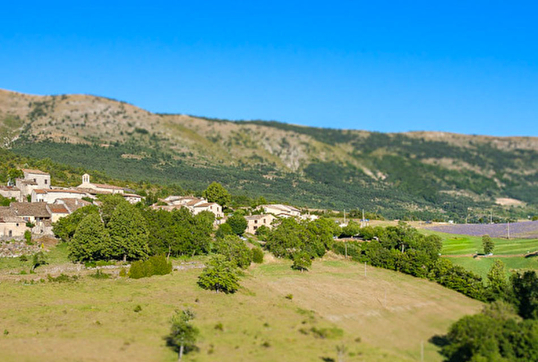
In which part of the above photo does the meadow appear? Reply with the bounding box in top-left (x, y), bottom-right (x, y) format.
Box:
top-left (0, 250), bottom-right (481, 362)
top-left (420, 229), bottom-right (538, 278)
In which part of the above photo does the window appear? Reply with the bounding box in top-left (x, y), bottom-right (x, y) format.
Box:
top-left (44, 179), bottom-right (48, 185)
top-left (9, 230), bottom-right (12, 237)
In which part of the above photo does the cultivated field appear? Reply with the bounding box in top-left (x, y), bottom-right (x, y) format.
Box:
top-left (421, 230), bottom-right (538, 278)
top-left (0, 251), bottom-right (481, 362)
top-left (425, 220), bottom-right (538, 239)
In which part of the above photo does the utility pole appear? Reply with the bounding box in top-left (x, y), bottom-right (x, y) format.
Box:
top-left (344, 241), bottom-right (348, 259)
top-left (507, 221), bottom-right (510, 240)
top-left (343, 209), bottom-right (346, 224)
top-left (490, 210), bottom-right (493, 224)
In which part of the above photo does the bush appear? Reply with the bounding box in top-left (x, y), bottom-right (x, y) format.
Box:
top-left (198, 255), bottom-right (240, 293)
top-left (214, 235), bottom-right (252, 269)
top-left (128, 255), bottom-right (172, 279)
top-left (24, 230), bottom-right (32, 244)
top-left (47, 274), bottom-right (79, 283)
top-left (252, 247), bottom-right (264, 264)
top-left (291, 252), bottom-right (312, 272)
top-left (89, 270), bottom-right (110, 279)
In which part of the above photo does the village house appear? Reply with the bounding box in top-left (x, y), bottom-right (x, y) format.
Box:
top-left (31, 188), bottom-right (89, 203)
top-left (10, 202), bottom-right (53, 236)
top-left (159, 196), bottom-right (224, 219)
top-left (0, 207), bottom-right (27, 240)
top-left (123, 193), bottom-right (144, 204)
top-left (245, 214), bottom-right (276, 235)
top-left (53, 198), bottom-right (92, 214)
top-left (191, 202), bottom-right (224, 218)
top-left (259, 204), bottom-right (301, 218)
top-left (46, 204), bottom-right (70, 223)
top-left (16, 169), bottom-right (51, 200)
top-left (0, 185), bottom-right (22, 201)
top-left (77, 174), bottom-right (125, 194)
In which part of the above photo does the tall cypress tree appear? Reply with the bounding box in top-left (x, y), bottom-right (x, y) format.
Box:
top-left (108, 202), bottom-right (150, 261)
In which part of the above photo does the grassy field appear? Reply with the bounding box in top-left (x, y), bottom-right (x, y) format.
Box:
top-left (419, 230), bottom-right (538, 279)
top-left (0, 250), bottom-right (481, 362)
top-left (421, 229), bottom-right (538, 256)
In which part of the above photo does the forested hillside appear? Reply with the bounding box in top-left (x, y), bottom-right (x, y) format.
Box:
top-left (1, 88), bottom-right (537, 220)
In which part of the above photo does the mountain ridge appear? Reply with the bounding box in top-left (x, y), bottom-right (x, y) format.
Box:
top-left (1, 88), bottom-right (537, 219)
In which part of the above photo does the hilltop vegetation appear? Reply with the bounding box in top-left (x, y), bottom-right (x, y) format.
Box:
top-left (1, 89), bottom-right (538, 219)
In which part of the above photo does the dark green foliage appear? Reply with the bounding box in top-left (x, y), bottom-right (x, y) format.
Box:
top-left (511, 271), bottom-right (538, 320)
top-left (128, 255), bottom-right (172, 279)
top-left (52, 205), bottom-right (99, 242)
top-left (47, 273), bottom-right (79, 283)
top-left (441, 303), bottom-right (538, 362)
top-left (69, 213), bottom-right (111, 262)
top-left (202, 182), bottom-right (231, 208)
top-left (482, 235), bottom-right (494, 255)
top-left (215, 223), bottom-right (234, 239)
top-left (486, 260), bottom-right (510, 302)
top-left (251, 247), bottom-right (264, 264)
top-left (226, 213), bottom-right (248, 236)
top-left (143, 208), bottom-right (213, 257)
top-left (24, 230), bottom-right (31, 244)
top-left (166, 309), bottom-right (199, 360)
top-left (108, 202), bottom-right (150, 261)
top-left (197, 255), bottom-right (240, 293)
top-left (265, 218), bottom-right (326, 259)
top-left (254, 225), bottom-right (271, 239)
top-left (214, 235), bottom-right (252, 269)
top-left (291, 252), bottom-right (312, 271)
top-left (98, 194), bottom-right (128, 226)
top-left (31, 252), bottom-right (47, 271)
top-left (133, 305), bottom-right (142, 313)
top-left (341, 220), bottom-right (361, 237)
top-left (89, 270), bottom-right (110, 279)
top-left (19, 254), bottom-right (28, 262)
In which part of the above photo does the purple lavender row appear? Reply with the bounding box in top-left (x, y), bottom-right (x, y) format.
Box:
top-left (425, 221), bottom-right (538, 238)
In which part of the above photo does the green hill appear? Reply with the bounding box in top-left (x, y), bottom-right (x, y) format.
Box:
top-left (1, 88), bottom-right (537, 219)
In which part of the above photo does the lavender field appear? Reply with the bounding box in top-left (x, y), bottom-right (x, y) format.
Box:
top-left (426, 221), bottom-right (538, 239)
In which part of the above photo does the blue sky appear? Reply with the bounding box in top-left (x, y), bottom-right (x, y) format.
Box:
top-left (1, 1), bottom-right (537, 136)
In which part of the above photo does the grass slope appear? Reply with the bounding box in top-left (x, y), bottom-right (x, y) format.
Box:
top-left (0, 252), bottom-right (481, 362)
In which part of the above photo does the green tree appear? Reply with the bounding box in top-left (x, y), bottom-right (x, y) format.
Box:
top-left (511, 271), bottom-right (538, 320)
top-left (108, 202), bottom-right (150, 261)
top-left (215, 223), bottom-right (234, 239)
top-left (98, 194), bottom-right (128, 226)
top-left (69, 213), bottom-right (111, 262)
top-left (202, 182), bottom-right (231, 208)
top-left (7, 168), bottom-right (23, 184)
top-left (52, 205), bottom-right (99, 242)
top-left (226, 213), bottom-right (248, 236)
top-left (254, 225), bottom-right (271, 239)
top-left (341, 220), bottom-right (361, 237)
top-left (214, 235), bottom-right (252, 269)
top-left (486, 260), bottom-right (510, 301)
top-left (252, 247), bottom-right (264, 263)
top-left (166, 309), bottom-right (199, 361)
top-left (197, 255), bottom-right (240, 293)
top-left (482, 235), bottom-right (494, 255)
top-left (291, 251), bottom-right (312, 272)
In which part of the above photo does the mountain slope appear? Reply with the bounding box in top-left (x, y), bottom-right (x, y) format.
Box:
top-left (1, 88), bottom-right (537, 219)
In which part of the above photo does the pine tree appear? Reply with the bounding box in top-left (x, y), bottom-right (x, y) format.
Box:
top-left (107, 202), bottom-right (150, 261)
top-left (69, 213), bottom-right (111, 262)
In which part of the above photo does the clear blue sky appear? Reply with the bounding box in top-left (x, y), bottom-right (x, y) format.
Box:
top-left (1, 1), bottom-right (537, 136)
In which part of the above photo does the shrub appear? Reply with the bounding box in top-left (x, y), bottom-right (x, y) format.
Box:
top-left (252, 247), bottom-right (264, 264)
top-left (133, 305), bottom-right (142, 313)
top-left (285, 294), bottom-right (293, 300)
top-left (47, 274), bottom-right (79, 283)
top-left (24, 230), bottom-right (31, 244)
top-left (198, 255), bottom-right (240, 293)
top-left (31, 252), bottom-right (47, 271)
top-left (19, 255), bottom-right (28, 262)
top-left (128, 255), bottom-right (172, 279)
top-left (119, 268), bottom-right (127, 277)
top-left (291, 252), bottom-right (312, 272)
top-left (89, 270), bottom-right (110, 279)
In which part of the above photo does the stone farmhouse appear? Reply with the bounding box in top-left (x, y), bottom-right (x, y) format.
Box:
top-left (15, 169), bottom-right (51, 200)
top-left (245, 214), bottom-right (276, 235)
top-left (0, 207), bottom-right (26, 240)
